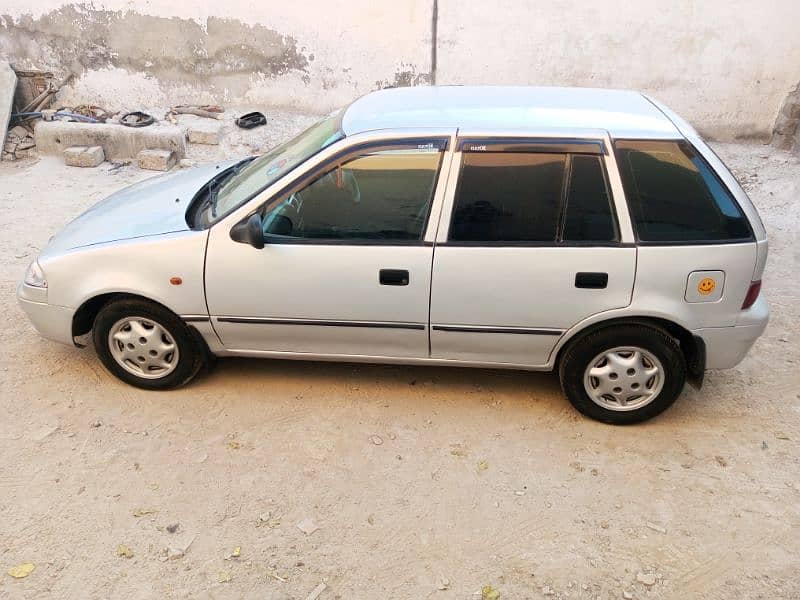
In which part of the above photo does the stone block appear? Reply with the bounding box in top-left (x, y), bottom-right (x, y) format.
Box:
top-left (8, 125), bottom-right (29, 140)
top-left (187, 121), bottom-right (223, 145)
top-left (35, 121), bottom-right (186, 160)
top-left (64, 145), bottom-right (105, 167)
top-left (138, 148), bottom-right (176, 171)
top-left (1, 62), bottom-right (16, 148)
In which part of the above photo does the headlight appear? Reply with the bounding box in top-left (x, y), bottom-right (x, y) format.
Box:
top-left (24, 260), bottom-right (47, 288)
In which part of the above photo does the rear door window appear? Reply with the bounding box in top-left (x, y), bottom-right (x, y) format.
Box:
top-left (449, 151), bottom-right (617, 243)
top-left (614, 140), bottom-right (752, 242)
top-left (561, 155), bottom-right (617, 242)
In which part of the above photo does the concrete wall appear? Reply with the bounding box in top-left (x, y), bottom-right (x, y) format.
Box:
top-left (1, 1), bottom-right (798, 140)
top-left (0, 1), bottom-right (434, 114)
top-left (436, 0), bottom-right (800, 140)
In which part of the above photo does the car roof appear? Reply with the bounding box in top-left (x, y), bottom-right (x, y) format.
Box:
top-left (341, 86), bottom-right (682, 139)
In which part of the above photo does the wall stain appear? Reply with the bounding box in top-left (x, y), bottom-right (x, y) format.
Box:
top-left (376, 63), bottom-right (432, 89)
top-left (0, 4), bottom-right (308, 87)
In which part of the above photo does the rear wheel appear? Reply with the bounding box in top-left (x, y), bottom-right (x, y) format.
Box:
top-left (559, 324), bottom-right (686, 424)
top-left (93, 298), bottom-right (204, 389)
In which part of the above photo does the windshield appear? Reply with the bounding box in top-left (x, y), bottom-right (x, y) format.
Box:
top-left (195, 111), bottom-right (344, 226)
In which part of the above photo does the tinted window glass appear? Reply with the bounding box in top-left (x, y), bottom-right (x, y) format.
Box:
top-left (562, 155), bottom-right (616, 242)
top-left (615, 140), bottom-right (751, 242)
top-left (262, 148), bottom-right (442, 241)
top-left (450, 153), bottom-right (566, 242)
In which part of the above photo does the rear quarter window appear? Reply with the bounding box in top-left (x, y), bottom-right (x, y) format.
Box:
top-left (614, 140), bottom-right (752, 243)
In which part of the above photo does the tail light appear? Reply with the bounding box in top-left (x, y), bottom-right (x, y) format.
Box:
top-left (741, 280), bottom-right (761, 309)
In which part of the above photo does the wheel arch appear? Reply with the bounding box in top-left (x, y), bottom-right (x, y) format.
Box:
top-left (553, 316), bottom-right (706, 389)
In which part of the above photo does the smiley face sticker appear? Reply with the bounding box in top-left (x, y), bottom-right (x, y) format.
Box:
top-left (697, 277), bottom-right (716, 295)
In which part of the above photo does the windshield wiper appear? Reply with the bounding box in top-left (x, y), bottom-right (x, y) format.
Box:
top-left (208, 157), bottom-right (256, 216)
top-left (193, 157), bottom-right (259, 228)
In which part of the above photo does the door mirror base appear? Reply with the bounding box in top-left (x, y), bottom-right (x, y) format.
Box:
top-left (230, 214), bottom-right (265, 249)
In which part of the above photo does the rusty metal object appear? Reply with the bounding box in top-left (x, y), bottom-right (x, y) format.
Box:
top-left (71, 105), bottom-right (114, 122)
top-left (13, 69), bottom-right (53, 111)
top-left (18, 72), bottom-right (74, 116)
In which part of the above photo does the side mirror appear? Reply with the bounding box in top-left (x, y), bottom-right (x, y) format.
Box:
top-left (230, 213), bottom-right (264, 249)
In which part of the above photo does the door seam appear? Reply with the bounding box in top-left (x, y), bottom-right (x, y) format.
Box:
top-left (427, 129), bottom-right (459, 356)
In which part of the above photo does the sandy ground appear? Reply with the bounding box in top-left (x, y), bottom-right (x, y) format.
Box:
top-left (0, 119), bottom-right (798, 600)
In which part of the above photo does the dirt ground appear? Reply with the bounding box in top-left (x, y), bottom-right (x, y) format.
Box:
top-left (0, 118), bottom-right (798, 600)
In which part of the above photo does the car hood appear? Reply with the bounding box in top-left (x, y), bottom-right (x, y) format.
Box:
top-left (43, 160), bottom-right (238, 255)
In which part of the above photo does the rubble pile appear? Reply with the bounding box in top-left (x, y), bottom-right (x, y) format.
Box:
top-left (3, 125), bottom-right (35, 161)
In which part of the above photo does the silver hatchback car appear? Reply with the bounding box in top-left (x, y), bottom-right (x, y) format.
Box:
top-left (18, 86), bottom-right (768, 424)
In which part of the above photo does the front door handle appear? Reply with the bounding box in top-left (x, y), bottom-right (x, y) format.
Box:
top-left (379, 269), bottom-right (409, 286)
top-left (575, 272), bottom-right (608, 289)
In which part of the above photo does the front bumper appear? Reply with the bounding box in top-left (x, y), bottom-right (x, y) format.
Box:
top-left (694, 294), bottom-right (769, 370)
top-left (17, 283), bottom-right (75, 346)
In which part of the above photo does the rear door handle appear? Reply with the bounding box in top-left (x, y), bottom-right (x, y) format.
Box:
top-left (379, 269), bottom-right (409, 286)
top-left (575, 272), bottom-right (608, 289)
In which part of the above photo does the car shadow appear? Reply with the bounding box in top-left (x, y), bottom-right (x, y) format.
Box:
top-left (201, 356), bottom-right (565, 408)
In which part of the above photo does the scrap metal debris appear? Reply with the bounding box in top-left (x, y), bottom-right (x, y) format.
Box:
top-left (71, 104), bottom-right (112, 122)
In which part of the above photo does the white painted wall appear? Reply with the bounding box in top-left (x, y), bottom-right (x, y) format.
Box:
top-left (1, 0), bottom-right (798, 139)
top-left (437, 0), bottom-right (800, 139)
top-left (0, 0), bottom-right (434, 113)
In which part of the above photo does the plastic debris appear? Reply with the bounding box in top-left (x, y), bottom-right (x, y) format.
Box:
top-left (636, 572), bottom-right (656, 586)
top-left (478, 460), bottom-right (489, 471)
top-left (482, 585), bottom-right (500, 599)
top-left (132, 508), bottom-right (157, 517)
top-left (116, 544), bottom-right (134, 558)
top-left (369, 435), bottom-right (384, 445)
top-left (305, 582), bottom-right (327, 600)
top-left (296, 517), bottom-right (319, 535)
top-left (449, 443), bottom-right (468, 457)
top-left (257, 512), bottom-right (281, 528)
top-left (218, 571), bottom-right (232, 583)
top-left (8, 563), bottom-right (35, 578)
top-left (162, 534), bottom-right (196, 561)
top-left (645, 521), bottom-right (666, 534)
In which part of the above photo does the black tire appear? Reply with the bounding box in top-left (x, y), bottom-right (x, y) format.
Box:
top-left (93, 298), bottom-right (205, 390)
top-left (558, 323), bottom-right (686, 425)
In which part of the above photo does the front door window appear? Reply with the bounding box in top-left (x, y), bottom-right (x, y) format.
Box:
top-left (262, 147), bottom-right (443, 243)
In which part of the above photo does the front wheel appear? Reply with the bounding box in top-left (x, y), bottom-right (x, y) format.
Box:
top-left (558, 324), bottom-right (686, 424)
top-left (93, 298), bottom-right (204, 389)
